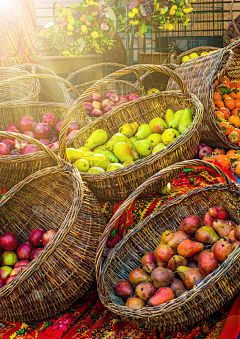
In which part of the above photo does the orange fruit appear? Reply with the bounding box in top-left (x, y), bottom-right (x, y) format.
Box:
top-left (230, 81), bottom-right (240, 89)
top-left (215, 154), bottom-right (231, 169)
top-left (213, 148), bottom-right (225, 155)
top-left (235, 162), bottom-right (240, 178)
top-left (231, 107), bottom-right (240, 117)
top-left (228, 129), bottom-right (240, 144)
top-left (220, 76), bottom-right (230, 83)
top-left (224, 98), bottom-right (236, 110)
top-left (226, 149), bottom-right (237, 157)
top-left (215, 100), bottom-right (225, 109)
top-left (213, 92), bottom-right (222, 101)
top-left (219, 107), bottom-right (230, 119)
top-left (235, 99), bottom-right (240, 108)
top-left (215, 111), bottom-right (225, 119)
top-left (231, 161), bottom-right (240, 174)
top-left (228, 115), bottom-right (240, 128)
top-left (222, 94), bottom-right (231, 100)
top-left (230, 88), bottom-right (240, 99)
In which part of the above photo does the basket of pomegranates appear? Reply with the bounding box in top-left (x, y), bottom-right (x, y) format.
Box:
top-left (0, 131), bottom-right (106, 322)
top-left (0, 67), bottom-right (40, 105)
top-left (0, 74), bottom-right (91, 190)
top-left (167, 40), bottom-right (240, 149)
top-left (66, 62), bottom-right (145, 119)
top-left (95, 159), bottom-right (240, 334)
top-left (58, 64), bottom-right (203, 201)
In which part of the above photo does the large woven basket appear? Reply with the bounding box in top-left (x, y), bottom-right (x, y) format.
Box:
top-left (14, 63), bottom-right (71, 104)
top-left (0, 68), bottom-right (40, 105)
top-left (224, 0), bottom-right (240, 46)
top-left (168, 40), bottom-right (240, 149)
top-left (170, 46), bottom-right (220, 66)
top-left (0, 131), bottom-right (106, 322)
top-left (95, 159), bottom-right (240, 334)
top-left (0, 74), bottom-right (90, 190)
top-left (59, 64), bottom-right (204, 201)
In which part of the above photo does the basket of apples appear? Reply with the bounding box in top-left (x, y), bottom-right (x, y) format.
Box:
top-left (95, 159), bottom-right (240, 334)
top-left (0, 131), bottom-right (106, 322)
top-left (0, 73), bottom-right (91, 190)
top-left (59, 64), bottom-right (204, 201)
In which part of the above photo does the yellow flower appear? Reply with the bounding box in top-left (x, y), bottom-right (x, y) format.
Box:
top-left (81, 25), bottom-right (88, 33)
top-left (132, 8), bottom-right (138, 14)
top-left (67, 32), bottom-right (73, 36)
top-left (62, 8), bottom-right (66, 14)
top-left (183, 8), bottom-right (192, 14)
top-left (189, 7), bottom-right (193, 12)
top-left (169, 10), bottom-right (176, 15)
top-left (67, 25), bottom-right (74, 31)
top-left (171, 5), bottom-right (177, 10)
top-left (132, 20), bottom-right (139, 25)
top-left (69, 19), bottom-right (75, 25)
top-left (129, 20), bottom-right (134, 24)
top-left (168, 23), bottom-right (174, 31)
top-left (128, 12), bottom-right (135, 18)
top-left (161, 8), bottom-right (166, 14)
top-left (158, 26), bottom-right (164, 29)
top-left (91, 31), bottom-right (99, 38)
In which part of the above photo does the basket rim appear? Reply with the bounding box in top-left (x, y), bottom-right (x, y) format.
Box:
top-left (175, 47), bottom-right (220, 65)
top-left (99, 181), bottom-right (240, 317)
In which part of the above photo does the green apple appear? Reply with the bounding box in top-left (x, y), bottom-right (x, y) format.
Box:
top-left (90, 153), bottom-right (110, 170)
top-left (135, 140), bottom-right (152, 156)
top-left (66, 148), bottom-right (84, 163)
top-left (106, 163), bottom-right (124, 172)
top-left (152, 143), bottom-right (166, 154)
top-left (146, 133), bottom-right (162, 147)
top-left (182, 56), bottom-right (190, 63)
top-left (88, 167), bottom-right (105, 173)
top-left (73, 159), bottom-right (90, 172)
top-left (161, 129), bottom-right (180, 146)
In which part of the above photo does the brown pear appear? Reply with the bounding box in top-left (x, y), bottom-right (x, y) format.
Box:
top-left (234, 225), bottom-right (240, 241)
top-left (141, 252), bottom-right (155, 267)
top-left (167, 255), bottom-right (188, 272)
top-left (198, 252), bottom-right (218, 278)
top-left (179, 215), bottom-right (203, 235)
top-left (115, 281), bottom-right (133, 299)
top-left (154, 244), bottom-right (174, 267)
top-left (229, 230), bottom-right (237, 243)
top-left (143, 262), bottom-right (156, 274)
top-left (168, 231), bottom-right (191, 249)
top-left (129, 268), bottom-right (151, 286)
top-left (195, 226), bottom-right (219, 245)
top-left (147, 287), bottom-right (174, 306)
top-left (233, 241), bottom-right (240, 250)
top-left (177, 239), bottom-right (203, 258)
top-left (177, 266), bottom-right (203, 290)
top-left (170, 278), bottom-right (185, 297)
top-left (212, 240), bottom-right (233, 262)
top-left (195, 249), bottom-right (211, 262)
top-left (213, 220), bottom-right (237, 238)
top-left (160, 230), bottom-right (174, 245)
top-left (125, 297), bottom-right (145, 309)
top-left (135, 282), bottom-right (156, 302)
top-left (150, 267), bottom-right (174, 288)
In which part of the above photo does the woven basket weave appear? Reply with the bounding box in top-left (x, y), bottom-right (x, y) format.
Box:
top-left (224, 0), bottom-right (240, 46)
top-left (59, 64), bottom-right (204, 202)
top-left (95, 159), bottom-right (240, 334)
top-left (170, 46), bottom-right (220, 66)
top-left (167, 40), bottom-right (240, 149)
top-left (0, 68), bottom-right (40, 105)
top-left (0, 131), bottom-right (106, 322)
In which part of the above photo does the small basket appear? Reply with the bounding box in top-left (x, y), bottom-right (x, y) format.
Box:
top-left (167, 40), bottom-right (240, 149)
top-left (14, 64), bottom-right (71, 105)
top-left (170, 47), bottom-right (220, 66)
top-left (59, 64), bottom-right (204, 202)
top-left (0, 131), bottom-right (106, 322)
top-left (224, 0), bottom-right (240, 46)
top-left (0, 68), bottom-right (40, 105)
top-left (95, 159), bottom-right (240, 334)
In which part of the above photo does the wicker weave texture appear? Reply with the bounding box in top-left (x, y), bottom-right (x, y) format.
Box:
top-left (170, 47), bottom-right (220, 66)
top-left (224, 0), bottom-right (240, 46)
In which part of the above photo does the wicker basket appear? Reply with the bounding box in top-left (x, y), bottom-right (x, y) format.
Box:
top-left (167, 40), bottom-right (240, 149)
top-left (14, 64), bottom-right (71, 105)
top-left (224, 0), bottom-right (240, 46)
top-left (0, 131), bottom-right (106, 322)
top-left (59, 64), bottom-right (204, 201)
top-left (170, 47), bottom-right (220, 66)
top-left (95, 159), bottom-right (240, 334)
top-left (0, 68), bottom-right (40, 105)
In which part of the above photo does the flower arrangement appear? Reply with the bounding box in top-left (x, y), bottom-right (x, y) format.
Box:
top-left (126, 0), bottom-right (195, 34)
top-left (42, 1), bottom-right (115, 56)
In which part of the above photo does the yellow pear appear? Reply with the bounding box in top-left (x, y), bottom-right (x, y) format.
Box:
top-left (66, 148), bottom-right (84, 163)
top-left (147, 88), bottom-right (160, 95)
top-left (78, 146), bottom-right (90, 153)
top-left (106, 163), bottom-right (124, 172)
top-left (85, 129), bottom-right (108, 150)
top-left (73, 159), bottom-right (90, 172)
top-left (113, 142), bottom-right (134, 163)
top-left (182, 56), bottom-right (190, 63)
top-left (88, 167), bottom-right (105, 174)
top-left (189, 52), bottom-right (199, 59)
top-left (90, 154), bottom-right (110, 170)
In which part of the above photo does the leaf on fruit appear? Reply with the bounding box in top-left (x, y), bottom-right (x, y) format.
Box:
top-left (220, 85), bottom-right (231, 95)
top-left (129, 0), bottom-right (138, 10)
top-left (141, 23), bottom-right (147, 33)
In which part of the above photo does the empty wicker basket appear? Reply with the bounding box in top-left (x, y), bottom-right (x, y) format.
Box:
top-left (96, 159), bottom-right (240, 334)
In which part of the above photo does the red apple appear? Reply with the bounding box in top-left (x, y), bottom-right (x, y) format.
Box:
top-left (104, 91), bottom-right (113, 99)
top-left (19, 116), bottom-right (36, 132)
top-left (90, 109), bottom-right (103, 117)
top-left (0, 266), bottom-right (12, 279)
top-left (5, 129), bottom-right (20, 141)
top-left (23, 131), bottom-right (36, 139)
top-left (22, 144), bottom-right (41, 155)
top-left (10, 266), bottom-right (25, 276)
top-left (10, 149), bottom-right (22, 155)
top-left (29, 229), bottom-right (45, 247)
top-left (5, 123), bottom-right (19, 131)
top-left (1, 251), bottom-right (18, 266)
top-left (39, 139), bottom-right (50, 146)
top-left (128, 94), bottom-right (139, 101)
top-left (198, 143), bottom-right (207, 152)
top-left (91, 92), bottom-right (102, 101)
top-left (83, 102), bottom-right (93, 114)
top-left (51, 134), bottom-right (59, 143)
top-left (0, 143), bottom-right (10, 155)
top-left (15, 259), bottom-right (30, 268)
top-left (15, 139), bottom-right (28, 150)
top-left (103, 107), bottom-right (112, 113)
top-left (0, 232), bottom-right (18, 251)
top-left (68, 121), bottom-right (80, 134)
top-left (199, 146), bottom-right (213, 159)
top-left (84, 97), bottom-right (93, 103)
top-left (6, 274), bottom-right (17, 284)
top-left (118, 95), bottom-right (128, 104)
top-left (109, 93), bottom-right (119, 104)
top-left (55, 121), bottom-right (63, 135)
top-left (66, 130), bottom-right (79, 142)
top-left (0, 278), bottom-right (5, 288)
top-left (101, 99), bottom-right (114, 109)
top-left (35, 123), bottom-right (51, 139)
top-left (41, 112), bottom-right (58, 126)
top-left (92, 101), bottom-right (102, 110)
top-left (31, 248), bottom-right (44, 260)
top-left (48, 141), bottom-right (59, 150)
top-left (16, 242), bottom-right (34, 260)
top-left (42, 229), bottom-right (57, 247)
top-left (1, 139), bottom-right (15, 150)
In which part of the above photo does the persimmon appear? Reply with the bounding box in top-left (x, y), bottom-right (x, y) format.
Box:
top-left (228, 115), bottom-right (240, 128)
top-left (228, 153), bottom-right (240, 164)
top-left (215, 100), bottom-right (225, 109)
top-left (215, 154), bottom-right (231, 169)
top-left (213, 102), bottom-right (216, 111)
top-left (230, 88), bottom-right (240, 99)
top-left (219, 107), bottom-right (230, 119)
top-left (213, 148), bottom-right (225, 155)
top-left (202, 155), bottom-right (216, 164)
top-left (219, 122), bottom-right (231, 135)
top-left (235, 162), bottom-right (240, 178)
top-left (228, 130), bottom-right (240, 144)
top-left (226, 149), bottom-right (237, 157)
top-left (231, 107), bottom-right (240, 117)
top-left (213, 92), bottom-right (222, 101)
top-left (214, 79), bottom-right (219, 87)
top-left (235, 99), bottom-right (240, 108)
top-left (215, 86), bottom-right (222, 95)
top-left (230, 80), bottom-right (240, 89)
top-left (222, 94), bottom-right (232, 100)
top-left (215, 111), bottom-right (225, 119)
top-left (220, 76), bottom-right (230, 83)
top-left (225, 98), bottom-right (236, 110)
top-left (231, 161), bottom-right (240, 174)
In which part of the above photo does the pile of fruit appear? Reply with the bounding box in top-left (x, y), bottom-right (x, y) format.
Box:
top-left (66, 108), bottom-right (193, 173)
top-left (0, 229), bottom-right (56, 287)
top-left (115, 206), bottom-right (239, 309)
top-left (213, 75), bottom-right (240, 145)
top-left (83, 91), bottom-right (139, 118)
top-left (181, 51), bottom-right (209, 64)
top-left (0, 113), bottom-right (80, 155)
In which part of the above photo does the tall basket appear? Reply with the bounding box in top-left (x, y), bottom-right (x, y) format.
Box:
top-left (224, 0), bottom-right (240, 46)
top-left (95, 160), bottom-right (240, 334)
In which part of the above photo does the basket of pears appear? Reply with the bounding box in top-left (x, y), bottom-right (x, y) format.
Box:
top-left (60, 64), bottom-right (204, 201)
top-left (95, 159), bottom-right (240, 334)
top-left (171, 46), bottom-right (219, 65)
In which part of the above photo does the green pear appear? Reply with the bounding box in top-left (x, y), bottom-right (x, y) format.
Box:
top-left (106, 163), bottom-right (124, 172)
top-left (73, 159), bottom-right (90, 172)
top-left (135, 140), bottom-right (152, 157)
top-left (123, 161), bottom-right (135, 166)
top-left (126, 138), bottom-right (134, 150)
top-left (113, 142), bottom-right (134, 163)
top-left (82, 151), bottom-right (94, 162)
top-left (119, 122), bottom-right (139, 137)
top-left (178, 108), bottom-right (193, 134)
top-left (93, 143), bottom-right (108, 151)
top-left (88, 167), bottom-right (105, 174)
top-left (165, 109), bottom-right (175, 126)
top-left (93, 149), bottom-right (119, 163)
top-left (159, 183), bottom-right (171, 195)
top-left (135, 124), bottom-right (152, 140)
top-left (162, 129), bottom-right (180, 146)
top-left (131, 149), bottom-right (139, 160)
top-left (146, 133), bottom-right (162, 147)
top-left (78, 146), bottom-right (90, 153)
top-left (106, 133), bottom-right (127, 151)
top-left (66, 148), bottom-right (84, 163)
top-left (90, 153), bottom-right (110, 170)
top-left (129, 137), bottom-right (137, 146)
top-left (85, 129), bottom-right (108, 150)
top-left (149, 118), bottom-right (167, 134)
top-left (152, 143), bottom-right (166, 154)
top-left (169, 110), bottom-right (184, 129)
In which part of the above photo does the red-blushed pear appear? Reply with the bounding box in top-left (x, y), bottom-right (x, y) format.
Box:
top-left (150, 267), bottom-right (174, 288)
top-left (195, 226), bottom-right (219, 245)
top-left (177, 239), bottom-right (203, 258)
top-left (212, 240), bottom-right (233, 262)
top-left (179, 215), bottom-right (203, 235)
top-left (29, 229), bottom-right (45, 247)
top-left (6, 274), bottom-right (18, 285)
top-left (160, 230), bottom-right (174, 245)
top-left (188, 260), bottom-right (198, 268)
top-left (143, 262), bottom-right (156, 274)
top-left (31, 248), bottom-right (44, 261)
top-left (141, 252), bottom-right (155, 267)
top-left (42, 229), bottom-right (57, 247)
top-left (167, 255), bottom-right (188, 272)
top-left (135, 281), bottom-right (156, 301)
top-left (213, 220), bottom-right (237, 238)
top-left (234, 225), bottom-right (240, 241)
top-left (147, 287), bottom-right (174, 306)
top-left (203, 212), bottom-right (215, 227)
top-left (198, 252), bottom-right (218, 278)
top-left (177, 266), bottom-right (203, 290)
top-left (19, 116), bottom-right (35, 132)
top-left (229, 230), bottom-right (237, 243)
top-left (0, 232), bottom-right (18, 251)
top-left (168, 231), bottom-right (191, 250)
top-left (154, 244), bottom-right (174, 267)
top-left (0, 143), bottom-right (10, 155)
top-left (0, 266), bottom-right (12, 280)
top-left (233, 241), bottom-right (240, 250)
top-left (194, 249), bottom-right (211, 262)
top-left (115, 281), bottom-right (133, 299)
top-left (129, 268), bottom-right (151, 286)
top-left (125, 297), bottom-right (145, 309)
top-left (208, 206), bottom-right (228, 220)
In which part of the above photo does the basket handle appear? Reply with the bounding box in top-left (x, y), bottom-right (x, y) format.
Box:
top-left (95, 159), bottom-right (233, 274)
top-left (59, 64), bottom-right (189, 160)
top-left (0, 131), bottom-right (62, 165)
top-left (217, 49), bottom-right (235, 79)
top-left (53, 1), bottom-right (65, 25)
top-left (230, 0), bottom-right (240, 39)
